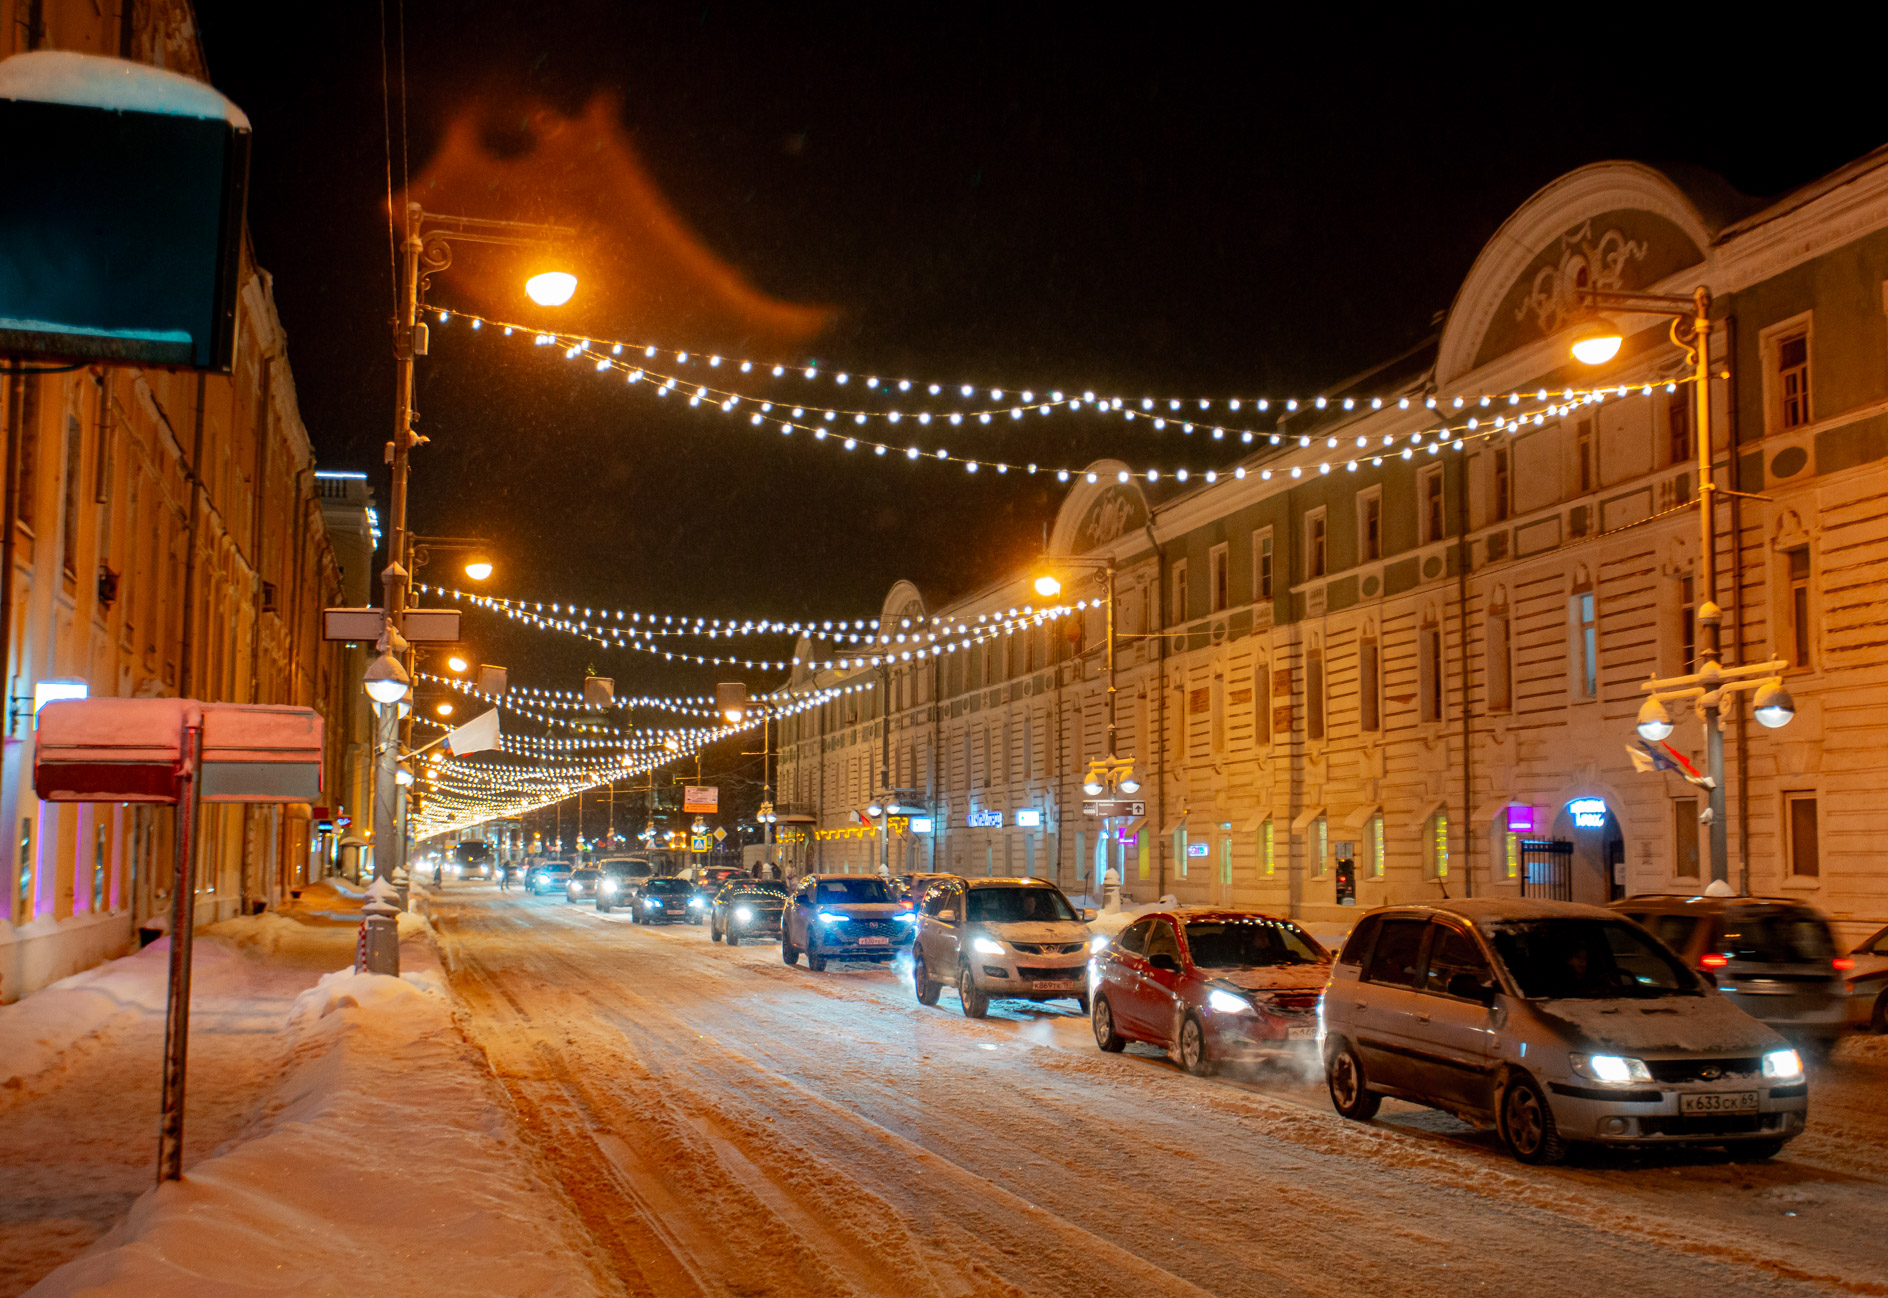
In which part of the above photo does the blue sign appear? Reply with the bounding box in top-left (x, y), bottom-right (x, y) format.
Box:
top-left (1186, 841), bottom-right (1210, 858)
top-left (966, 810), bottom-right (1003, 828)
top-left (1014, 809), bottom-right (1042, 828)
top-left (1570, 797), bottom-right (1608, 829)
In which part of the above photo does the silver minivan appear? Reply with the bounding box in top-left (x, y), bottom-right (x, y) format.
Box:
top-left (1322, 898), bottom-right (1808, 1164)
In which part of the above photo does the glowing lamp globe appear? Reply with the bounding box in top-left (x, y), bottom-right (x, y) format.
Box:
top-left (1083, 779), bottom-right (1104, 797)
top-left (463, 559), bottom-right (494, 581)
top-left (447, 654), bottom-right (469, 673)
top-left (436, 701), bottom-right (454, 718)
top-left (1034, 575), bottom-right (1063, 599)
top-left (1118, 775), bottom-right (1141, 794)
top-left (1635, 697), bottom-right (1674, 743)
top-left (525, 271), bottom-right (578, 307)
top-left (1753, 679), bottom-right (1796, 730)
top-left (363, 651), bottom-right (411, 705)
top-left (1570, 317), bottom-right (1624, 366)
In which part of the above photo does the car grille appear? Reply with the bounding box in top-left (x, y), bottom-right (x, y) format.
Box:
top-left (1260, 992), bottom-right (1322, 1013)
top-left (1638, 1114), bottom-right (1782, 1137)
top-left (1645, 1057), bottom-right (1762, 1083)
top-left (1016, 965), bottom-right (1083, 980)
top-left (834, 920), bottom-right (899, 941)
top-left (1011, 942), bottom-right (1086, 955)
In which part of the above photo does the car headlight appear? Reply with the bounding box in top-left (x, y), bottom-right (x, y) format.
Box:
top-left (894, 911), bottom-right (917, 924)
top-left (819, 911), bottom-right (849, 924)
top-left (688, 897), bottom-right (704, 908)
top-left (644, 898), bottom-right (660, 909)
top-left (1089, 934), bottom-right (1110, 953)
top-left (734, 906), bottom-right (753, 922)
top-left (971, 936), bottom-right (1005, 956)
top-left (600, 879), bottom-right (617, 893)
top-left (1570, 1053), bottom-right (1653, 1084)
top-left (1207, 988), bottom-right (1254, 1014)
top-left (1763, 1048), bottom-right (1804, 1080)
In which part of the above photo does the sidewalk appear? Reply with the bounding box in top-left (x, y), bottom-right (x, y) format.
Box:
top-left (0, 884), bottom-right (614, 1298)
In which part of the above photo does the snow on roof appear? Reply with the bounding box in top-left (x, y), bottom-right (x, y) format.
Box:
top-left (0, 50), bottom-right (250, 129)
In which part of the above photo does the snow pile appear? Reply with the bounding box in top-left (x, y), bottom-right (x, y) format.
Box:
top-left (207, 904), bottom-right (427, 955)
top-left (0, 50), bottom-right (250, 126)
top-left (0, 939), bottom-right (178, 1091)
top-left (28, 942), bottom-right (608, 1298)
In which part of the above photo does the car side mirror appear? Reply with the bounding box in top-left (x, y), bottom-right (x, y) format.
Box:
top-left (1448, 973), bottom-right (1495, 1004)
top-left (1081, 908), bottom-right (1098, 922)
top-left (1699, 968), bottom-right (1719, 989)
top-left (1148, 953), bottom-right (1181, 975)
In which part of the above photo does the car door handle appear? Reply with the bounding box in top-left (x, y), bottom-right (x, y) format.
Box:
top-left (1416, 1013), bottom-right (1431, 1023)
top-left (1353, 1001), bottom-right (1367, 1010)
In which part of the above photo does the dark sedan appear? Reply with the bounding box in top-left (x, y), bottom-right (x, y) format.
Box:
top-left (629, 876), bottom-right (695, 924)
top-left (711, 883), bottom-right (788, 946)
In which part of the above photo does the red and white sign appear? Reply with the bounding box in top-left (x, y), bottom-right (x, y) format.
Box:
top-left (682, 785), bottom-right (718, 813)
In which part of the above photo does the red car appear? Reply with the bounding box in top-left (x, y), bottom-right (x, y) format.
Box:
top-left (1090, 908), bottom-right (1332, 1075)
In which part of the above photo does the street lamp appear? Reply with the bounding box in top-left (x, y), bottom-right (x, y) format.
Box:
top-left (1569, 315), bottom-right (1624, 366)
top-left (525, 270), bottom-right (578, 307)
top-left (446, 654), bottom-right (469, 673)
top-left (435, 701), bottom-right (454, 718)
top-left (363, 651), bottom-right (411, 705)
top-left (462, 558), bottom-right (494, 581)
top-left (1035, 557), bottom-right (1118, 756)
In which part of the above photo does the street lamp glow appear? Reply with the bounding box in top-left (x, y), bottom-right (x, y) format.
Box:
top-left (1083, 778), bottom-right (1104, 797)
top-left (447, 654), bottom-right (469, 673)
top-left (436, 701), bottom-right (454, 718)
top-left (525, 271), bottom-right (578, 307)
top-left (463, 559), bottom-right (494, 581)
top-left (1753, 679), bottom-right (1796, 730)
top-left (1033, 574), bottom-right (1063, 599)
top-left (866, 803), bottom-right (884, 819)
top-left (1118, 775), bottom-right (1141, 794)
top-left (363, 651), bottom-right (411, 705)
top-left (1570, 316), bottom-right (1624, 366)
top-left (1635, 696), bottom-right (1674, 743)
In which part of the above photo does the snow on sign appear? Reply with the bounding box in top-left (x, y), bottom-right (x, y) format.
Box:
top-left (0, 51), bottom-right (251, 371)
top-left (683, 785), bottom-right (719, 813)
top-left (34, 699), bottom-right (323, 803)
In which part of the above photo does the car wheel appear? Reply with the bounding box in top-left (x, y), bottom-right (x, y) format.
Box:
top-left (1874, 990), bottom-right (1888, 1034)
top-left (958, 964), bottom-right (989, 1019)
top-left (1075, 993), bottom-right (1090, 1016)
top-left (710, 920), bottom-right (722, 942)
top-left (1325, 1041), bottom-right (1380, 1120)
top-left (1092, 994), bottom-right (1125, 1052)
top-left (1500, 1073), bottom-right (1566, 1165)
top-left (728, 932), bottom-right (741, 947)
top-left (781, 927), bottom-right (799, 966)
top-left (1736, 1138), bottom-right (1788, 1162)
top-left (806, 942), bottom-right (827, 973)
top-left (1179, 1013), bottom-right (1215, 1077)
top-left (597, 897), bottom-right (611, 914)
top-left (914, 953), bottom-right (941, 1006)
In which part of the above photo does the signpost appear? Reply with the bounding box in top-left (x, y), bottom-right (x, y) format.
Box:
top-left (1082, 799), bottom-right (1145, 819)
top-left (34, 698), bottom-right (323, 1184)
top-left (322, 607), bottom-right (461, 643)
top-left (683, 785), bottom-right (718, 814)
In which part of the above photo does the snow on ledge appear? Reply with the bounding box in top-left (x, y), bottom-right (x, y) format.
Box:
top-left (0, 50), bottom-right (250, 128)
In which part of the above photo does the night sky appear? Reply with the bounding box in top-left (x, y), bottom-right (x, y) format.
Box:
top-left (193, 6), bottom-right (1884, 805)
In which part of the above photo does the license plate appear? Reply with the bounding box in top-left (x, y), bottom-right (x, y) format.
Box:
top-left (856, 936), bottom-right (891, 946)
top-left (1681, 1090), bottom-right (1758, 1115)
top-left (1286, 1026), bottom-right (1318, 1040)
top-left (1031, 980), bottom-right (1076, 990)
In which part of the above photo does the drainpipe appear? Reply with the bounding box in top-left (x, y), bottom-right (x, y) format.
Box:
top-left (1455, 443), bottom-right (1474, 897)
top-left (1145, 522), bottom-right (1167, 899)
top-left (2, 375), bottom-right (25, 738)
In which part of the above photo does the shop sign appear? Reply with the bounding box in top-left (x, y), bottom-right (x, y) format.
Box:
top-left (1014, 809), bottom-right (1042, 827)
top-left (1506, 804), bottom-right (1535, 833)
top-left (910, 817), bottom-right (934, 834)
top-left (966, 809), bottom-right (1003, 828)
top-left (1185, 841), bottom-right (1210, 858)
top-left (1570, 797), bottom-right (1608, 829)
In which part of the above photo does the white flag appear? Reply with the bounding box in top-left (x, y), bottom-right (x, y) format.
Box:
top-left (445, 707), bottom-right (501, 757)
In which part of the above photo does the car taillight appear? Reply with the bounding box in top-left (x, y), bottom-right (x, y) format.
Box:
top-left (1833, 957), bottom-right (1855, 972)
top-left (1700, 953), bottom-right (1730, 969)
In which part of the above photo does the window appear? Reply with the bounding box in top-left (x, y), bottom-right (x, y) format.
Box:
top-left (1175, 826), bottom-right (1189, 879)
top-left (1677, 575), bottom-right (1696, 676)
top-left (1784, 548), bottom-right (1813, 669)
top-left (1776, 330), bottom-right (1811, 430)
top-left (1118, 917), bottom-right (1153, 955)
top-left (1575, 419), bottom-right (1594, 494)
top-left (1358, 488), bottom-right (1382, 562)
top-left (11, 376), bottom-right (40, 530)
top-left (92, 824), bottom-right (108, 913)
top-left (1252, 661), bottom-right (1271, 745)
top-left (1570, 590), bottom-right (1598, 698)
top-left (1420, 467), bottom-right (1445, 545)
top-left (1144, 919), bottom-right (1182, 964)
top-left (1674, 797), bottom-right (1699, 878)
top-left (1505, 829), bottom-right (1521, 879)
top-left (1253, 530), bottom-right (1274, 602)
top-left (1305, 648), bottom-right (1325, 741)
top-left (1667, 391), bottom-right (1693, 466)
top-left (1171, 559), bottom-right (1188, 626)
top-left (1314, 815), bottom-right (1328, 878)
top-left (1428, 812), bottom-right (1450, 878)
top-left (61, 413), bottom-right (82, 577)
top-left (1419, 624), bottom-right (1443, 723)
top-left (1359, 637), bottom-right (1380, 732)
top-left (1306, 509), bottom-right (1327, 579)
top-left (1261, 819), bottom-right (1275, 876)
top-left (1368, 813), bottom-right (1385, 878)
top-left (1362, 917), bottom-right (1429, 988)
top-left (1786, 794), bottom-right (1819, 878)
top-left (1485, 611), bottom-right (1512, 712)
top-left (1492, 447), bottom-right (1511, 522)
top-left (17, 818), bottom-right (35, 923)
top-left (1423, 924), bottom-right (1493, 998)
top-left (1209, 543), bottom-right (1229, 613)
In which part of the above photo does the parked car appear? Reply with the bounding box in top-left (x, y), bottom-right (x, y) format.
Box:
top-left (1090, 908), bottom-right (1330, 1070)
top-left (1844, 924), bottom-right (1888, 1032)
top-left (627, 876), bottom-right (695, 924)
top-left (594, 858), bottom-right (656, 914)
top-left (1610, 894), bottom-right (1849, 1053)
top-left (566, 867), bottom-right (602, 903)
top-left (1322, 899), bottom-right (1809, 1164)
top-left (711, 882), bottom-right (788, 945)
top-left (913, 877), bottom-right (1090, 1018)
top-left (781, 874), bottom-right (912, 971)
top-left (528, 861), bottom-right (573, 896)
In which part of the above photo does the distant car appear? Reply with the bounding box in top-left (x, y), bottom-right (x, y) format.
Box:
top-left (1323, 899), bottom-right (1808, 1164)
top-left (529, 861), bottom-right (573, 895)
top-left (594, 858), bottom-right (656, 914)
top-left (1090, 908), bottom-right (1330, 1070)
top-left (566, 867), bottom-right (601, 903)
top-left (711, 882), bottom-right (788, 945)
top-left (628, 876), bottom-right (694, 924)
top-left (913, 877), bottom-right (1089, 1017)
top-left (892, 872), bottom-right (959, 925)
top-left (452, 841), bottom-right (494, 882)
top-left (1840, 923), bottom-right (1888, 1033)
top-left (1610, 894), bottom-right (1849, 1053)
top-left (687, 866), bottom-right (749, 924)
top-left (781, 874), bottom-right (912, 971)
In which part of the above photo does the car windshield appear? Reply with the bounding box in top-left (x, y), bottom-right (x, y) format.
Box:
top-left (1716, 908), bottom-right (1835, 964)
top-left (600, 860), bottom-right (651, 878)
top-left (1489, 919), bottom-right (1700, 999)
top-left (571, 869), bottom-right (599, 881)
top-left (812, 878), bottom-right (895, 904)
top-left (1183, 919), bottom-right (1326, 968)
top-left (644, 878), bottom-right (692, 894)
top-left (965, 887), bottom-right (1076, 924)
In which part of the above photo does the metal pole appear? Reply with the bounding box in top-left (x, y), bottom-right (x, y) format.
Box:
top-left (1691, 289), bottom-right (1730, 887)
top-left (1105, 561), bottom-right (1118, 758)
top-left (158, 722), bottom-right (204, 1183)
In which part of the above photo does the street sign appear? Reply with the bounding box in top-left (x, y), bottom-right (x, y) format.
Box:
top-left (690, 835), bottom-right (710, 852)
top-left (683, 785), bottom-right (718, 813)
top-left (713, 826), bottom-right (727, 842)
top-left (1082, 799), bottom-right (1145, 818)
top-left (322, 607), bottom-right (462, 643)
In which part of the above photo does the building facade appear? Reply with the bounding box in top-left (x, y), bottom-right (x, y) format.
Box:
top-left (777, 151), bottom-right (1888, 947)
top-left (0, 0), bottom-right (366, 1001)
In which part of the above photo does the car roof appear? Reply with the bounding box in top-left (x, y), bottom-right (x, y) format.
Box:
top-left (1610, 893), bottom-right (1823, 912)
top-left (1372, 898), bottom-right (1619, 924)
top-left (964, 877), bottom-right (1060, 889)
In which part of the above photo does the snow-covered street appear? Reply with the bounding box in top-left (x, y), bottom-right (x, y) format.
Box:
top-left (427, 885), bottom-right (1888, 1297)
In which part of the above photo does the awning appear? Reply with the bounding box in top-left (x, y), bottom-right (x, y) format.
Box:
top-left (1291, 805), bottom-right (1326, 834)
top-left (1408, 798), bottom-right (1448, 834)
top-left (1161, 813), bottom-right (1189, 838)
top-left (1238, 809), bottom-right (1274, 833)
top-left (1341, 804), bottom-right (1381, 831)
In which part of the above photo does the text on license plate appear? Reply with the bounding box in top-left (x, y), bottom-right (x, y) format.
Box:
top-left (1031, 980), bottom-right (1076, 990)
top-left (1680, 1090), bottom-right (1758, 1115)
top-left (1286, 1026), bottom-right (1318, 1040)
top-left (856, 936), bottom-right (891, 946)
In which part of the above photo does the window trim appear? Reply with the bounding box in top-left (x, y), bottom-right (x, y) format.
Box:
top-left (1760, 311), bottom-right (1815, 436)
top-left (1569, 587), bottom-right (1598, 700)
top-left (1418, 465), bottom-right (1446, 546)
top-left (1252, 527), bottom-right (1275, 603)
top-left (1208, 541), bottom-right (1231, 614)
top-left (1783, 791), bottom-right (1820, 881)
top-left (1356, 485), bottom-right (1383, 564)
top-left (1170, 558), bottom-right (1189, 628)
top-left (1305, 507), bottom-right (1328, 580)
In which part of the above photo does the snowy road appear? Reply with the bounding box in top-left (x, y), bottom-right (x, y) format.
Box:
top-left (429, 885), bottom-right (1888, 1298)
